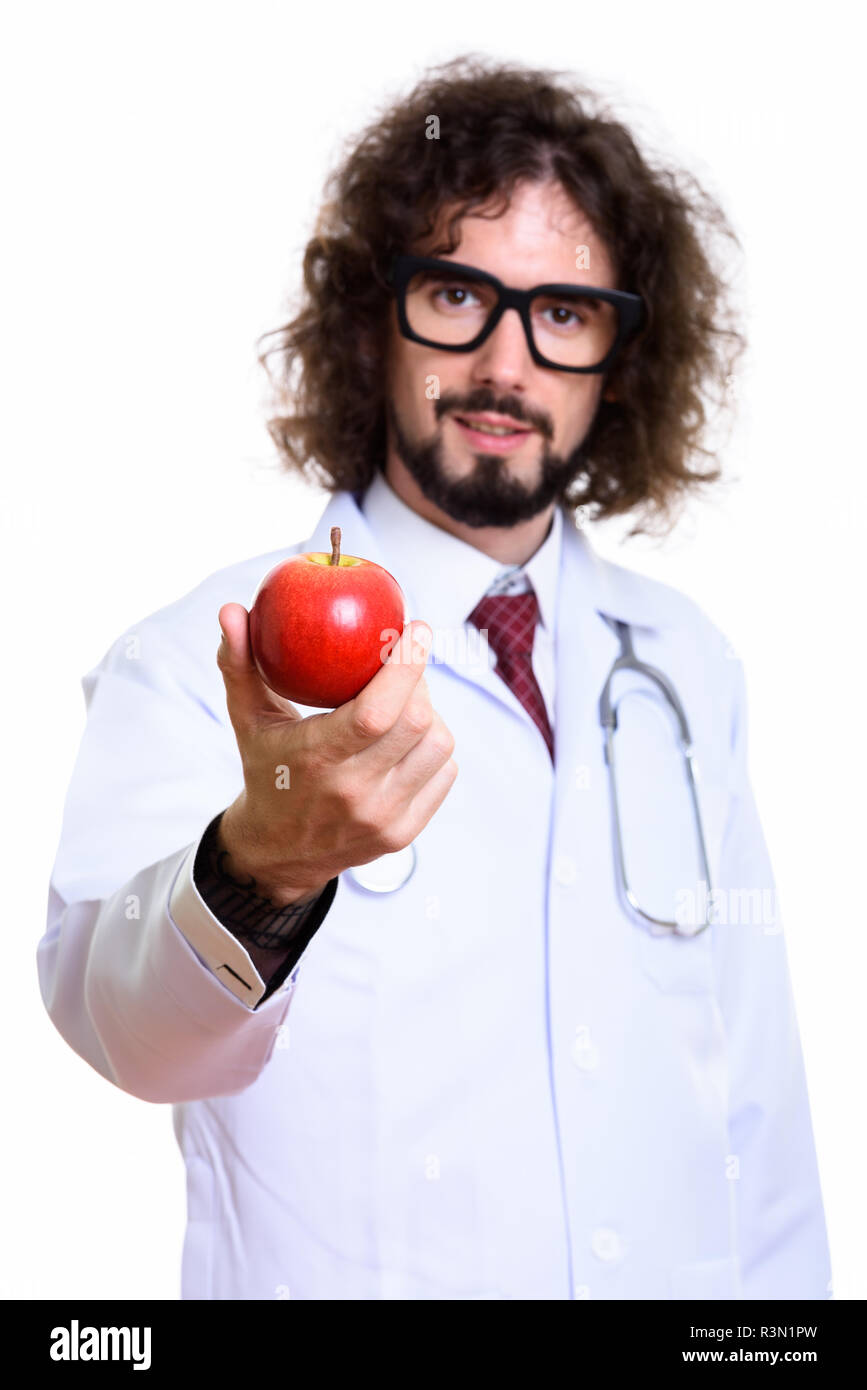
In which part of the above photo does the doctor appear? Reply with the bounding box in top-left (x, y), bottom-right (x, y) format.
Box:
top-left (39, 59), bottom-right (832, 1300)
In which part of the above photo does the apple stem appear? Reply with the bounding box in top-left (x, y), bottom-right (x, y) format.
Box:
top-left (330, 527), bottom-right (341, 565)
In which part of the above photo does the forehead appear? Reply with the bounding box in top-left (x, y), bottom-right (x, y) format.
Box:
top-left (417, 178), bottom-right (618, 288)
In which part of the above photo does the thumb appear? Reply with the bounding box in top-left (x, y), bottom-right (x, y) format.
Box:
top-left (217, 602), bottom-right (302, 725)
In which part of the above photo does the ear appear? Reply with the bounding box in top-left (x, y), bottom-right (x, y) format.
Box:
top-left (602, 384), bottom-right (618, 403)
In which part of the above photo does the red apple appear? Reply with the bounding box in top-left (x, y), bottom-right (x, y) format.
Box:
top-left (249, 527), bottom-right (407, 708)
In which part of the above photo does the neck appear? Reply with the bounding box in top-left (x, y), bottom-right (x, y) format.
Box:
top-left (383, 455), bottom-right (555, 566)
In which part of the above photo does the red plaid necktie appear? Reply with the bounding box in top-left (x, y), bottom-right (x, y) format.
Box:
top-left (467, 590), bottom-right (555, 764)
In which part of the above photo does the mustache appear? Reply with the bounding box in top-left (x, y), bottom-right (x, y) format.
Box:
top-left (433, 391), bottom-right (552, 440)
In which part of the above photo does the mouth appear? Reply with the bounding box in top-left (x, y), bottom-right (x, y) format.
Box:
top-left (451, 414), bottom-right (536, 453)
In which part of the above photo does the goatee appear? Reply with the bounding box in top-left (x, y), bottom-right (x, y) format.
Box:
top-left (385, 394), bottom-right (587, 528)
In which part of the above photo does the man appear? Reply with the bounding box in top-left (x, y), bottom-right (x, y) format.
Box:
top-left (39, 57), bottom-right (832, 1300)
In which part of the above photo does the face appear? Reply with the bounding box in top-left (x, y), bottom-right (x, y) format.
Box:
top-left (383, 178), bottom-right (620, 531)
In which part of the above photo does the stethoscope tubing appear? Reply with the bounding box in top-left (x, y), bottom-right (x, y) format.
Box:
top-left (598, 614), bottom-right (713, 935)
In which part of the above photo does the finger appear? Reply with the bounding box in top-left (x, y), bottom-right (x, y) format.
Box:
top-left (380, 712), bottom-right (454, 796)
top-left (355, 685), bottom-right (444, 777)
top-left (216, 602), bottom-right (303, 730)
top-left (321, 620), bottom-right (433, 762)
top-left (353, 668), bottom-right (435, 772)
top-left (391, 757), bottom-right (459, 839)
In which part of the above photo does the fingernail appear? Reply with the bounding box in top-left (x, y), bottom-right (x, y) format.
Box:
top-left (414, 623), bottom-right (432, 652)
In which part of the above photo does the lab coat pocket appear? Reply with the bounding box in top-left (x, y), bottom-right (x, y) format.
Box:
top-left (180, 1155), bottom-right (215, 1300)
top-left (668, 1254), bottom-right (742, 1299)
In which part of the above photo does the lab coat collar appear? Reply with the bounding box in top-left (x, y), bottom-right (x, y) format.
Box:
top-left (299, 482), bottom-right (673, 640)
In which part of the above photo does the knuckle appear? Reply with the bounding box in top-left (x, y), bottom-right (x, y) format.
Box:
top-left (338, 778), bottom-right (365, 811)
top-left (341, 790), bottom-right (382, 840)
top-left (403, 702), bottom-right (433, 737)
top-left (429, 726), bottom-right (455, 759)
top-left (352, 703), bottom-right (392, 741)
top-left (378, 823), bottom-right (407, 855)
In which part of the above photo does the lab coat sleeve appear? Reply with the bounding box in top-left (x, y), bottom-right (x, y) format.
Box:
top-left (711, 654), bottom-right (832, 1299)
top-left (37, 631), bottom-right (324, 1104)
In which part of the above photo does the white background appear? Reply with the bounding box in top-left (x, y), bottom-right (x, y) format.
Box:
top-left (2, 0), bottom-right (863, 1300)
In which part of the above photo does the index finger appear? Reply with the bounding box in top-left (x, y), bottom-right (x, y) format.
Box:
top-left (321, 620), bottom-right (433, 760)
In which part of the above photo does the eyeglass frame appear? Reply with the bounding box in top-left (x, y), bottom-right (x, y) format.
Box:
top-left (385, 253), bottom-right (646, 374)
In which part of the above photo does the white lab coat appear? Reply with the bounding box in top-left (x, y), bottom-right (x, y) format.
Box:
top-left (38, 483), bottom-right (832, 1300)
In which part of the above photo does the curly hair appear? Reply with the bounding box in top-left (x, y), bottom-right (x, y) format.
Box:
top-left (256, 55), bottom-right (747, 538)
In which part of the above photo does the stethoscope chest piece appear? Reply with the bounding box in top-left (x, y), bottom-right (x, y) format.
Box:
top-left (346, 842), bottom-right (417, 893)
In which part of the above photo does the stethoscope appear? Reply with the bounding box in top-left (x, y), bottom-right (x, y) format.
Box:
top-left (598, 614), bottom-right (713, 937)
top-left (348, 614), bottom-right (714, 937)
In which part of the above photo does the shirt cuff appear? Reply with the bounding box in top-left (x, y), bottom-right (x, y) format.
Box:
top-left (168, 840), bottom-right (287, 1009)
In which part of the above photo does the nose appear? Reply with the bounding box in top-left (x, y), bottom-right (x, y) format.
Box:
top-left (468, 305), bottom-right (534, 393)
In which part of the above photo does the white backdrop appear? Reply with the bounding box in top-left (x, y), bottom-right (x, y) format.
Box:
top-left (2, 0), bottom-right (863, 1300)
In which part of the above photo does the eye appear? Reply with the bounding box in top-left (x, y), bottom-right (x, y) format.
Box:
top-left (544, 304), bottom-right (584, 327)
top-left (430, 281), bottom-right (485, 310)
top-left (539, 300), bottom-right (591, 329)
top-left (534, 296), bottom-right (600, 331)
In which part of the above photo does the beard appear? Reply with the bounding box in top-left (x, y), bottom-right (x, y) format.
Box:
top-left (385, 392), bottom-right (589, 528)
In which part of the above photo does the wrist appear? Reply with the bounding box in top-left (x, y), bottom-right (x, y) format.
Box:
top-left (217, 802), bottom-right (330, 906)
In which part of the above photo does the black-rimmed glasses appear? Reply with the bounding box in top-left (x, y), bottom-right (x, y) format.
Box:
top-left (386, 253), bottom-right (645, 373)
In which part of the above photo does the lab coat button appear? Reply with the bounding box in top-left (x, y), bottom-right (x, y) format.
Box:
top-left (591, 1227), bottom-right (623, 1262)
top-left (553, 855), bottom-right (577, 885)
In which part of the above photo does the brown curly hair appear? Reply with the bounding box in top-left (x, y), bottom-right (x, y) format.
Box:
top-left (256, 55), bottom-right (747, 538)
